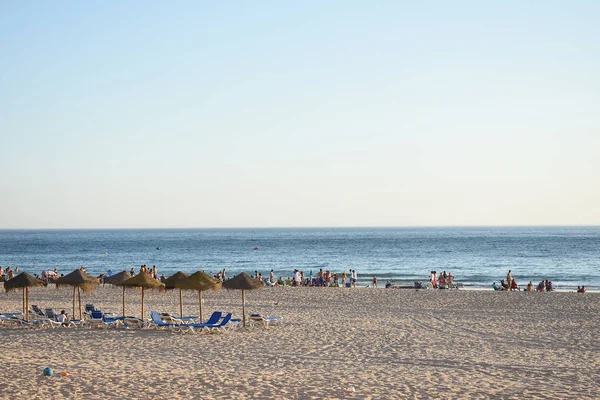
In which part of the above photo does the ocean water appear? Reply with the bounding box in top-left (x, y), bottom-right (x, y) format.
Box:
top-left (0, 227), bottom-right (598, 291)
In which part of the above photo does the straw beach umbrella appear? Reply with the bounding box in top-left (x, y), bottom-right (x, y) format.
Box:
top-left (164, 271), bottom-right (189, 319)
top-left (222, 272), bottom-right (263, 327)
top-left (176, 271), bottom-right (221, 323)
top-left (103, 270), bottom-right (132, 286)
top-left (4, 272), bottom-right (45, 321)
top-left (103, 271), bottom-right (132, 316)
top-left (55, 269), bottom-right (99, 320)
top-left (118, 273), bottom-right (164, 320)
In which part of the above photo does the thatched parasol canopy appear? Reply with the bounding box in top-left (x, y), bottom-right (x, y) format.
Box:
top-left (55, 269), bottom-right (100, 320)
top-left (222, 272), bottom-right (263, 327)
top-left (4, 272), bottom-right (45, 292)
top-left (118, 273), bottom-right (164, 320)
top-left (55, 269), bottom-right (98, 293)
top-left (119, 273), bottom-right (164, 289)
top-left (4, 272), bottom-right (45, 320)
top-left (178, 271), bottom-right (221, 291)
top-left (103, 271), bottom-right (132, 285)
top-left (222, 272), bottom-right (263, 290)
top-left (175, 271), bottom-right (221, 322)
top-left (164, 271), bottom-right (189, 290)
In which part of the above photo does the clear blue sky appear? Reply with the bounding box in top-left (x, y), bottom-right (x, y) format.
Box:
top-left (1, 1), bottom-right (599, 228)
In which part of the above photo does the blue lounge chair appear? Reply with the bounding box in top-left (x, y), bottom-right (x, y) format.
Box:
top-left (86, 310), bottom-right (115, 329)
top-left (0, 317), bottom-right (35, 327)
top-left (200, 311), bottom-right (223, 326)
top-left (30, 305), bottom-right (46, 318)
top-left (1, 312), bottom-right (24, 319)
top-left (27, 307), bottom-right (64, 328)
top-left (172, 311), bottom-right (222, 326)
top-left (160, 312), bottom-right (200, 323)
top-left (43, 309), bottom-right (66, 328)
top-left (185, 313), bottom-right (235, 333)
top-left (84, 304), bottom-right (97, 316)
top-left (102, 314), bottom-right (122, 328)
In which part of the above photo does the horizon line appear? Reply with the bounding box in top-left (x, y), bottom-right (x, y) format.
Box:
top-left (1, 224), bottom-right (599, 231)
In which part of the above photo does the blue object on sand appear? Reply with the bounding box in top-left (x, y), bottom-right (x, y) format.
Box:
top-left (43, 367), bottom-right (53, 376)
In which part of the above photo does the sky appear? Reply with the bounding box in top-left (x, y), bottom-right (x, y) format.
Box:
top-left (1, 1), bottom-right (599, 229)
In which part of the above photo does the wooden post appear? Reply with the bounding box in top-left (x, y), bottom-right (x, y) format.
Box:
top-left (179, 289), bottom-right (183, 318)
top-left (122, 286), bottom-right (126, 317)
top-left (78, 287), bottom-right (82, 320)
top-left (22, 288), bottom-right (25, 315)
top-left (25, 287), bottom-right (28, 321)
top-left (141, 287), bottom-right (145, 320)
top-left (198, 290), bottom-right (203, 323)
top-left (73, 287), bottom-right (76, 319)
top-left (242, 289), bottom-right (246, 328)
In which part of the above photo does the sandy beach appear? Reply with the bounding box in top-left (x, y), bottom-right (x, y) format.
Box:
top-left (0, 286), bottom-right (597, 399)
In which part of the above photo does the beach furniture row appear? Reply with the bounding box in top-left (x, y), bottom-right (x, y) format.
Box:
top-left (0, 306), bottom-right (281, 333)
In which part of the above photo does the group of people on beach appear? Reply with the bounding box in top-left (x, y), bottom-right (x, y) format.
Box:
top-left (429, 271), bottom-right (455, 289)
top-left (255, 268), bottom-right (359, 288)
top-left (0, 266), bottom-right (17, 282)
top-left (493, 270), bottom-right (558, 292)
top-left (130, 265), bottom-right (159, 280)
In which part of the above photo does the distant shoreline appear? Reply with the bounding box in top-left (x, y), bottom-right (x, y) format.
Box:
top-left (2, 224), bottom-right (600, 231)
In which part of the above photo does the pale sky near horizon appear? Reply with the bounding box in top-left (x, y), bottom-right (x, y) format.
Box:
top-left (1, 1), bottom-right (599, 229)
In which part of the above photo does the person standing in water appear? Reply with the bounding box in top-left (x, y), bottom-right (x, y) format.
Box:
top-left (372, 275), bottom-right (377, 288)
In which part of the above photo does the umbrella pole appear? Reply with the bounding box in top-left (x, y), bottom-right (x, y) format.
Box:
top-left (78, 286), bottom-right (82, 320)
top-left (122, 286), bottom-right (126, 317)
top-left (73, 286), bottom-right (76, 319)
top-left (179, 289), bottom-right (183, 318)
top-left (199, 291), bottom-right (203, 323)
top-left (242, 289), bottom-right (246, 328)
top-left (26, 287), bottom-right (29, 321)
top-left (22, 287), bottom-right (25, 315)
top-left (141, 287), bottom-right (145, 320)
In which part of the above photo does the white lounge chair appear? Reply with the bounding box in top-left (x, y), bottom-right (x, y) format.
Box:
top-left (249, 313), bottom-right (282, 327)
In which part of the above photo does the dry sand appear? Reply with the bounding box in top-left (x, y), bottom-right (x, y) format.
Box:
top-left (0, 286), bottom-right (598, 399)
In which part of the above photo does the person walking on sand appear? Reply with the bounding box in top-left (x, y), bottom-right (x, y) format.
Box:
top-left (372, 275), bottom-right (377, 288)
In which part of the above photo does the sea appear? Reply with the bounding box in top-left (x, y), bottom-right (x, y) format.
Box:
top-left (0, 227), bottom-right (598, 291)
